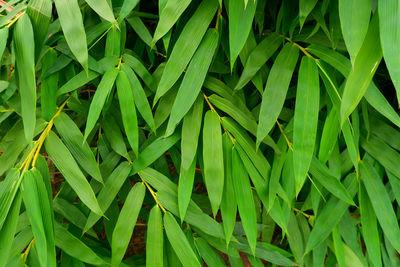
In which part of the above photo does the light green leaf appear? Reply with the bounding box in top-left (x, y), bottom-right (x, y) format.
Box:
top-left (340, 13), bottom-right (382, 125)
top-left (54, 0), bottom-right (89, 71)
top-left (14, 13), bottom-right (36, 142)
top-left (119, 0), bottom-right (140, 22)
top-left (164, 212), bottom-right (202, 267)
top-left (203, 110), bottom-right (224, 217)
top-left (146, 205), bottom-right (164, 267)
top-left (166, 29), bottom-right (218, 136)
top-left (293, 56), bottom-right (319, 195)
top-left (45, 131), bottom-right (103, 215)
top-left (256, 43), bottom-right (299, 147)
top-left (299, 0), bottom-right (318, 28)
top-left (154, 0), bottom-right (218, 103)
top-left (85, 0), bottom-right (116, 23)
top-left (229, 0), bottom-right (257, 69)
top-left (232, 146), bottom-right (257, 255)
top-left (112, 182), bottom-right (146, 267)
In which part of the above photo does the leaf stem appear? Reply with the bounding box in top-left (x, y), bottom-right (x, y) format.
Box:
top-left (140, 178), bottom-right (166, 213)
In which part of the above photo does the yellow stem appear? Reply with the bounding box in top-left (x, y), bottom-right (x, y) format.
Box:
top-left (140, 179), bottom-right (166, 213)
top-left (22, 239), bottom-right (35, 264)
top-left (276, 120), bottom-right (293, 151)
top-left (6, 10), bottom-right (25, 28)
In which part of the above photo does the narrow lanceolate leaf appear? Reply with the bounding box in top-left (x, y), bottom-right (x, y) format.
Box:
top-left (293, 56), bottom-right (319, 195)
top-left (0, 169), bottom-right (22, 230)
top-left (178, 157), bottom-right (197, 221)
top-left (299, 0), bottom-right (318, 28)
top-left (84, 162), bottom-right (131, 232)
top-left (154, 0), bottom-right (218, 103)
top-left (21, 170), bottom-right (48, 267)
top-left (235, 32), bottom-right (282, 90)
top-left (54, 112), bottom-right (103, 183)
top-left (45, 131), bottom-right (103, 215)
top-left (26, 0), bottom-right (52, 59)
top-left (54, 0), bottom-right (89, 71)
top-left (0, 27), bottom-right (8, 63)
top-left (112, 182), bottom-right (146, 267)
top-left (203, 111), bottom-right (224, 217)
top-left (41, 49), bottom-right (58, 121)
top-left (360, 161), bottom-right (400, 252)
top-left (220, 133), bottom-right (236, 246)
top-left (232, 146), bottom-right (257, 255)
top-left (359, 184), bottom-right (382, 267)
top-left (120, 64), bottom-right (156, 132)
top-left (116, 70), bottom-right (139, 156)
top-left (256, 43), bottom-right (299, 147)
top-left (194, 237), bottom-right (225, 267)
top-left (146, 205), bottom-right (163, 267)
top-left (14, 14), bottom-right (36, 142)
top-left (105, 25), bottom-right (121, 57)
top-left (84, 68), bottom-right (119, 140)
top-left (152, 0), bottom-right (192, 45)
top-left (229, 0), bottom-right (257, 69)
top-left (166, 29), bottom-right (218, 136)
top-left (85, 0), bottom-right (116, 23)
top-left (339, 0), bottom-right (371, 62)
top-left (180, 95), bottom-right (203, 171)
top-left (164, 212), bottom-right (202, 267)
top-left (54, 222), bottom-right (106, 265)
top-left (379, 0), bottom-right (400, 104)
top-left (340, 13), bottom-right (382, 125)
top-left (0, 191), bottom-right (21, 267)
top-left (119, 0), bottom-right (140, 22)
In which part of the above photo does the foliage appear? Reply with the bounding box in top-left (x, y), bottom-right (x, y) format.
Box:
top-left (0, 0), bottom-right (400, 266)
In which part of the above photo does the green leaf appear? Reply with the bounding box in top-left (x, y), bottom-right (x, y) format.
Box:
top-left (105, 25), bottom-right (121, 57)
top-left (154, 0), bottom-right (219, 103)
top-left (178, 156), bottom-right (197, 222)
top-left (256, 43), bottom-right (299, 147)
top-left (332, 226), bottom-right (346, 267)
top-left (54, 0), bottom-right (89, 71)
top-left (359, 183), bottom-right (382, 267)
top-left (164, 212), bottom-right (202, 267)
top-left (84, 68), bottom-right (119, 140)
top-left (235, 32), bottom-right (282, 90)
top-left (41, 49), bottom-right (58, 121)
top-left (121, 63), bottom-right (156, 132)
top-left (84, 161), bottom-right (131, 232)
top-left (85, 0), bottom-right (116, 23)
top-left (116, 70), bottom-right (139, 156)
top-left (338, 0), bottom-right (371, 62)
top-left (0, 169), bottom-right (22, 231)
top-left (299, 0), bottom-right (318, 28)
top-left (54, 112), bottom-right (103, 183)
top-left (166, 29), bottom-right (218, 136)
top-left (232, 146), bottom-right (257, 255)
top-left (0, 27), bottom-right (8, 63)
top-left (220, 133), bottom-right (236, 246)
top-left (54, 222), bottom-right (106, 265)
top-left (203, 110), bottom-right (224, 217)
top-left (0, 191), bottom-right (21, 267)
top-left (229, 0), bottom-right (257, 69)
top-left (112, 182), bottom-right (146, 267)
top-left (44, 131), bottom-right (103, 215)
top-left (146, 205), bottom-right (164, 267)
top-left (195, 237), bottom-right (225, 267)
top-left (379, 0), bottom-right (400, 105)
top-left (360, 161), bottom-right (400, 252)
top-left (21, 170), bottom-right (48, 267)
top-left (14, 13), bottom-right (36, 142)
top-left (119, 0), bottom-right (140, 22)
top-left (340, 13), bottom-right (382, 125)
top-left (293, 56), bottom-right (319, 195)
top-left (152, 0), bottom-right (192, 46)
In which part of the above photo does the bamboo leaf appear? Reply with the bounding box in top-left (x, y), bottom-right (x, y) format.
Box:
top-left (293, 56), bottom-right (319, 195)
top-left (119, 0), bottom-right (140, 22)
top-left (146, 205), bottom-right (164, 267)
top-left (340, 13), bottom-right (382, 125)
top-left (203, 110), bottom-right (224, 217)
top-left (54, 0), bottom-right (89, 71)
top-left (116, 69), bottom-right (139, 156)
top-left (45, 131), bottom-right (103, 215)
top-left (166, 29), bottom-right (218, 136)
top-left (299, 0), bottom-right (318, 28)
top-left (232, 146), bottom-right (257, 255)
top-left (256, 43), bottom-right (299, 147)
top-left (229, 0), bottom-right (257, 69)
top-left (85, 0), bottom-right (116, 23)
top-left (153, 0), bottom-right (218, 103)
top-left (360, 161), bottom-right (400, 252)
top-left (14, 13), bottom-right (36, 142)
top-left (112, 182), bottom-right (146, 267)
top-left (84, 68), bottom-right (119, 140)
top-left (164, 212), bottom-right (202, 267)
